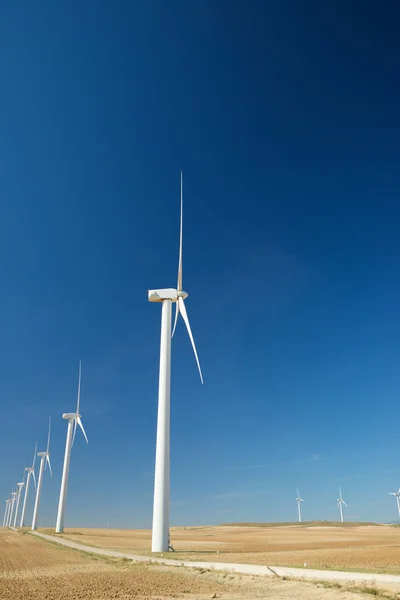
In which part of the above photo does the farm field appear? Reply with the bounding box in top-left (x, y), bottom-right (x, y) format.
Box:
top-left (45, 522), bottom-right (400, 574)
top-left (0, 528), bottom-right (393, 600)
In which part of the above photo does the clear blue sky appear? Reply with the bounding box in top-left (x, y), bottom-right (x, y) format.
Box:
top-left (1, 1), bottom-right (400, 527)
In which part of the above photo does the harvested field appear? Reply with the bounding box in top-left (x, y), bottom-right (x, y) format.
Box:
top-left (0, 528), bottom-right (391, 600)
top-left (45, 523), bottom-right (400, 574)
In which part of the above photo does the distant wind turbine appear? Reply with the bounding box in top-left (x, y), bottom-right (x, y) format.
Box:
top-left (148, 172), bottom-right (203, 553)
top-left (388, 489), bottom-right (400, 518)
top-left (20, 442), bottom-right (37, 527)
top-left (296, 489), bottom-right (304, 522)
top-left (8, 491), bottom-right (17, 527)
top-left (31, 418), bottom-right (52, 531)
top-left (337, 487), bottom-right (348, 523)
top-left (5, 494), bottom-right (12, 527)
top-left (3, 499), bottom-right (10, 527)
top-left (13, 480), bottom-right (25, 527)
top-left (55, 361), bottom-right (88, 534)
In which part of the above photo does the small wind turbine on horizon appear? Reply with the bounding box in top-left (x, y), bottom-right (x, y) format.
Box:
top-left (31, 418), bottom-right (52, 531)
top-left (388, 488), bottom-right (400, 518)
top-left (337, 487), bottom-right (348, 523)
top-left (13, 479), bottom-right (25, 527)
top-left (148, 172), bottom-right (203, 553)
top-left (296, 489), bottom-right (304, 522)
top-left (20, 442), bottom-right (37, 527)
top-left (55, 361), bottom-right (88, 534)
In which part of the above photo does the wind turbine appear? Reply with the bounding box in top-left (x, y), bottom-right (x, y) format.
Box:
top-left (337, 487), bottom-right (348, 522)
top-left (3, 499), bottom-right (10, 527)
top-left (296, 489), bottom-right (304, 522)
top-left (20, 443), bottom-right (37, 527)
top-left (55, 361), bottom-right (88, 533)
top-left (5, 495), bottom-right (12, 527)
top-left (13, 480), bottom-right (25, 527)
top-left (31, 418), bottom-right (52, 531)
top-left (388, 488), bottom-right (400, 518)
top-left (8, 491), bottom-right (17, 527)
top-left (148, 172), bottom-right (203, 552)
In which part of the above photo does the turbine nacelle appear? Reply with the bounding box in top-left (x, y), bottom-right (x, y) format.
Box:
top-left (148, 288), bottom-right (188, 302)
top-left (37, 452), bottom-right (50, 457)
top-left (62, 412), bottom-right (80, 420)
top-left (17, 482), bottom-right (24, 487)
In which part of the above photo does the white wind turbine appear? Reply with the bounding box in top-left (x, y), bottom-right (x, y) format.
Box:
top-left (8, 491), bottom-right (17, 527)
top-left (388, 488), bottom-right (400, 518)
top-left (3, 499), bottom-right (10, 527)
top-left (5, 494), bottom-right (13, 527)
top-left (20, 443), bottom-right (37, 527)
top-left (148, 172), bottom-right (203, 552)
top-left (337, 487), bottom-right (348, 523)
top-left (31, 418), bottom-right (52, 531)
top-left (296, 489), bottom-right (304, 522)
top-left (13, 479), bottom-right (25, 527)
top-left (55, 361), bottom-right (88, 533)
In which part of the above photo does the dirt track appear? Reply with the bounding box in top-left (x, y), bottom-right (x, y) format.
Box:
top-left (0, 529), bottom-right (386, 600)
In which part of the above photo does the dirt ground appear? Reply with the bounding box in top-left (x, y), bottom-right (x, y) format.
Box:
top-left (0, 529), bottom-right (391, 600)
top-left (47, 524), bottom-right (400, 574)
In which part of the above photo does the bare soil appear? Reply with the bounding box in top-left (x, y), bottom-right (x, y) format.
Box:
top-left (47, 524), bottom-right (400, 574)
top-left (0, 529), bottom-right (387, 600)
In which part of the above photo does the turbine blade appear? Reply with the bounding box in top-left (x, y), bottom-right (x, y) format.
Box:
top-left (71, 419), bottom-right (78, 448)
top-left (77, 416), bottom-right (89, 444)
top-left (296, 489), bottom-right (300, 497)
top-left (76, 360), bottom-right (82, 415)
top-left (32, 442), bottom-right (37, 469)
top-left (178, 296), bottom-right (203, 383)
top-left (46, 455), bottom-right (53, 478)
top-left (343, 501), bottom-right (348, 507)
top-left (32, 470), bottom-right (37, 491)
top-left (177, 171), bottom-right (183, 291)
top-left (171, 300), bottom-right (180, 338)
top-left (47, 417), bottom-right (52, 453)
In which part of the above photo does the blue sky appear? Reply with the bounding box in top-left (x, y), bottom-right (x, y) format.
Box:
top-left (1, 1), bottom-right (400, 527)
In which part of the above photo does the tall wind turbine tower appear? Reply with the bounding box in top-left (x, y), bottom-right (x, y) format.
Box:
top-left (55, 361), bottom-right (88, 533)
top-left (31, 418), bottom-right (52, 531)
top-left (20, 443), bottom-right (37, 527)
top-left (148, 172), bottom-right (203, 552)
top-left (337, 487), bottom-right (348, 523)
top-left (296, 489), bottom-right (304, 522)
top-left (389, 489), bottom-right (400, 518)
top-left (13, 480), bottom-right (25, 527)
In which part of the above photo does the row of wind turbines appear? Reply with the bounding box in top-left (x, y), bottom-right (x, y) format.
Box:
top-left (3, 362), bottom-right (88, 532)
top-left (2, 172), bottom-right (202, 552)
top-left (295, 487), bottom-right (400, 523)
top-left (3, 174), bottom-right (400, 549)
top-left (295, 488), bottom-right (348, 523)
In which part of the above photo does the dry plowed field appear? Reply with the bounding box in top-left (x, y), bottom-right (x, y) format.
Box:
top-left (0, 529), bottom-right (385, 600)
top-left (51, 524), bottom-right (400, 573)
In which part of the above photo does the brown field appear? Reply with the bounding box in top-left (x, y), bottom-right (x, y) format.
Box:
top-left (0, 528), bottom-right (392, 600)
top-left (45, 523), bottom-right (400, 574)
